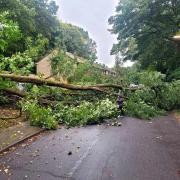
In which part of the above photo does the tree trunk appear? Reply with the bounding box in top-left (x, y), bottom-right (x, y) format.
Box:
top-left (1, 88), bottom-right (26, 97)
top-left (0, 73), bottom-right (125, 92)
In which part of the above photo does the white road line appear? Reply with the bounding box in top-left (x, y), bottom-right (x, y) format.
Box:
top-left (67, 138), bottom-right (98, 177)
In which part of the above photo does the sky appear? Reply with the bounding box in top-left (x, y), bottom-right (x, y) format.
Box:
top-left (55, 0), bottom-right (133, 67)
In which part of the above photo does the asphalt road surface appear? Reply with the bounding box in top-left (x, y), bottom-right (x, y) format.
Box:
top-left (0, 115), bottom-right (180, 180)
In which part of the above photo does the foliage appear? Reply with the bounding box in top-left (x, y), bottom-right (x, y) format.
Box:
top-left (0, 53), bottom-right (34, 74)
top-left (168, 67), bottom-right (180, 80)
top-left (1, 0), bottom-right (179, 129)
top-left (19, 97), bottom-right (118, 129)
top-left (21, 99), bottom-right (58, 130)
top-left (56, 22), bottom-right (97, 62)
top-left (156, 80), bottom-right (180, 110)
top-left (0, 0), bottom-right (59, 55)
top-left (55, 99), bottom-right (118, 127)
top-left (109, 0), bottom-right (180, 76)
top-left (95, 99), bottom-right (119, 119)
top-left (55, 102), bottom-right (96, 127)
top-left (124, 92), bottom-right (165, 119)
top-left (124, 80), bottom-right (180, 119)
top-left (120, 63), bottom-right (141, 86)
top-left (51, 52), bottom-right (75, 81)
top-left (0, 34), bottom-right (49, 74)
top-left (71, 63), bottom-right (103, 84)
top-left (139, 71), bottom-right (165, 88)
top-left (0, 12), bottom-right (21, 55)
top-left (137, 71), bottom-right (180, 110)
top-left (25, 34), bottom-right (49, 62)
top-left (51, 52), bottom-right (112, 84)
top-left (122, 70), bottom-right (180, 119)
top-left (0, 0), bottom-right (98, 78)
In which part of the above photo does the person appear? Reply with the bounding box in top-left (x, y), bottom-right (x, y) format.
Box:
top-left (117, 95), bottom-right (124, 117)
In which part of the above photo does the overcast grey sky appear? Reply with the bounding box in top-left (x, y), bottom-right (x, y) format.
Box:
top-left (55, 0), bottom-right (119, 67)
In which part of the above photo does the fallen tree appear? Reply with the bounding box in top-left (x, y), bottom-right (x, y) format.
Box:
top-left (1, 88), bottom-right (26, 97)
top-left (0, 73), bottom-right (108, 92)
top-left (0, 73), bottom-right (134, 93)
top-left (0, 73), bottom-right (143, 103)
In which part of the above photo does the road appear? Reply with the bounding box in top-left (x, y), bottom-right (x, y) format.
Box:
top-left (0, 115), bottom-right (180, 180)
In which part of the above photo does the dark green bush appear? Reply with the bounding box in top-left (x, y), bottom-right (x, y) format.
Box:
top-left (123, 71), bottom-right (180, 119)
top-left (157, 81), bottom-right (180, 110)
top-left (168, 68), bottom-right (180, 80)
top-left (124, 93), bottom-right (165, 120)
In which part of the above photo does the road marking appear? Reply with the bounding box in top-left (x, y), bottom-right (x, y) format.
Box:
top-left (67, 138), bottom-right (98, 177)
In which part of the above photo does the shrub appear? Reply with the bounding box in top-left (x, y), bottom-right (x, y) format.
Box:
top-left (124, 91), bottom-right (165, 120)
top-left (168, 68), bottom-right (180, 80)
top-left (158, 81), bottom-right (180, 110)
top-left (139, 71), bottom-right (165, 88)
top-left (124, 71), bottom-right (180, 118)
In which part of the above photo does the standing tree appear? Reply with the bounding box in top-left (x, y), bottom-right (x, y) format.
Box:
top-left (0, 12), bottom-right (21, 56)
top-left (0, 0), bottom-right (59, 55)
top-left (56, 22), bottom-right (97, 62)
top-left (109, 0), bottom-right (180, 77)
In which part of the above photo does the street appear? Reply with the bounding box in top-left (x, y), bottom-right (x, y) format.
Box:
top-left (0, 115), bottom-right (180, 180)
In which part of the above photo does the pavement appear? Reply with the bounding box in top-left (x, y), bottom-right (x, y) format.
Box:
top-left (0, 115), bottom-right (180, 180)
top-left (0, 122), bottom-right (43, 153)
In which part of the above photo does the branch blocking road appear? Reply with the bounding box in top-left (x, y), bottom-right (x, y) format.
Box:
top-left (0, 73), bottom-right (130, 92)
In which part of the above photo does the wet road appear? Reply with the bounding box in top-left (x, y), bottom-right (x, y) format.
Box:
top-left (0, 115), bottom-right (180, 180)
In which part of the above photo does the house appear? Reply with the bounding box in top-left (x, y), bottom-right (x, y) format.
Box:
top-left (93, 62), bottom-right (116, 76)
top-left (36, 50), bottom-right (59, 79)
top-left (36, 50), bottom-right (117, 81)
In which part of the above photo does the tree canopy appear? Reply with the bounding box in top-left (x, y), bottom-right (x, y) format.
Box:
top-left (0, 0), bottom-right (97, 62)
top-left (0, 12), bottom-right (21, 56)
top-left (109, 0), bottom-right (180, 78)
top-left (0, 0), bottom-right (59, 54)
top-left (57, 22), bottom-right (97, 62)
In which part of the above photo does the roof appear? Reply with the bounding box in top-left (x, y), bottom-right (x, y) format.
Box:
top-left (36, 50), bottom-right (59, 64)
top-left (36, 49), bottom-right (116, 75)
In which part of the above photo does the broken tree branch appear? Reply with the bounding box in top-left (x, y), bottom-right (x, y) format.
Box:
top-left (89, 84), bottom-right (123, 89)
top-left (0, 73), bottom-right (131, 92)
top-left (0, 73), bottom-right (105, 92)
top-left (0, 88), bottom-right (26, 97)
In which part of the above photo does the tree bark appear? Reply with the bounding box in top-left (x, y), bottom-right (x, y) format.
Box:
top-left (1, 88), bottom-right (26, 97)
top-left (0, 73), bottom-right (125, 92)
